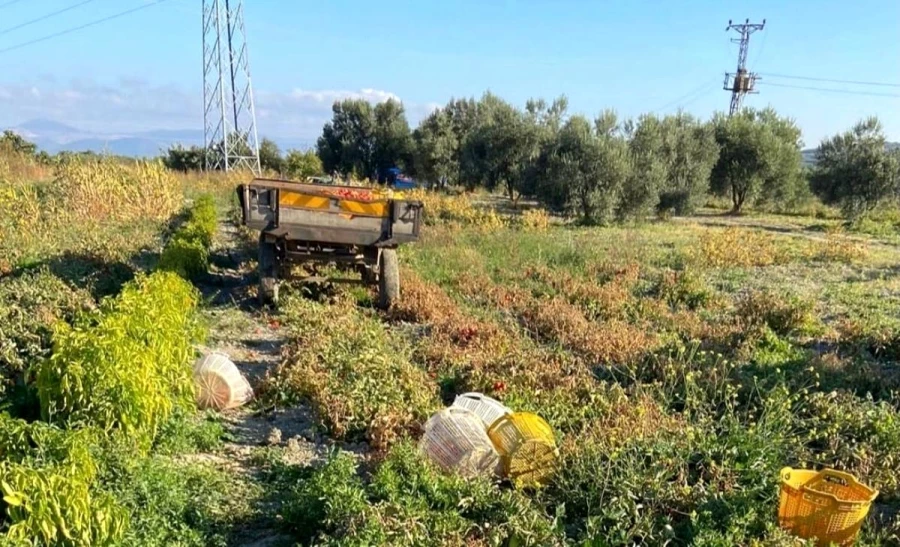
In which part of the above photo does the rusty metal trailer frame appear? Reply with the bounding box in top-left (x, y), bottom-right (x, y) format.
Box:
top-left (237, 178), bottom-right (422, 308)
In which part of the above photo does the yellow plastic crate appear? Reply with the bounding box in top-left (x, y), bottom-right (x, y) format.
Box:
top-left (778, 467), bottom-right (878, 546)
top-left (487, 412), bottom-right (557, 488)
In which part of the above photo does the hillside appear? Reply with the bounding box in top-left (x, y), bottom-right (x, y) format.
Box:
top-left (3, 118), bottom-right (314, 157)
top-left (803, 142), bottom-right (900, 166)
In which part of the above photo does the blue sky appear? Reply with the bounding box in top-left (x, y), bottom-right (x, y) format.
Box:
top-left (0, 0), bottom-right (898, 146)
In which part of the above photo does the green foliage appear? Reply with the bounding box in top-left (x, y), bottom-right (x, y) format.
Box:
top-left (317, 98), bottom-right (413, 179)
top-left (460, 93), bottom-right (543, 203)
top-left (259, 137), bottom-right (286, 174)
top-left (710, 108), bottom-right (803, 213)
top-left (373, 99), bottom-right (414, 175)
top-left (656, 112), bottom-right (720, 216)
top-left (162, 145), bottom-right (208, 173)
top-left (265, 295), bottom-right (438, 447)
top-left (99, 451), bottom-right (238, 547)
top-left (0, 415), bottom-right (128, 546)
top-left (551, 112), bottom-right (631, 224)
top-left (620, 114), bottom-right (665, 220)
top-left (158, 236), bottom-right (209, 280)
top-left (655, 268), bottom-right (712, 310)
top-left (280, 443), bottom-right (561, 546)
top-left (280, 450), bottom-right (368, 544)
top-left (35, 272), bottom-right (203, 446)
top-left (159, 194), bottom-right (217, 280)
top-left (0, 270), bottom-right (93, 404)
top-left (413, 108), bottom-right (458, 188)
top-left (284, 149), bottom-right (324, 178)
top-left (811, 117), bottom-right (900, 220)
top-left (152, 410), bottom-right (226, 455)
top-left (736, 289), bottom-right (815, 336)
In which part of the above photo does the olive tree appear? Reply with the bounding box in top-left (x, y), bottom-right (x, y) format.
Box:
top-left (811, 117), bottom-right (900, 219)
top-left (710, 108), bottom-right (803, 213)
top-left (657, 112), bottom-right (719, 215)
top-left (285, 149), bottom-right (323, 178)
top-left (553, 113), bottom-right (630, 224)
top-left (620, 114), bottom-right (666, 220)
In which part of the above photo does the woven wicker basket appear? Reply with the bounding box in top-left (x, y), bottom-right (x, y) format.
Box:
top-left (487, 412), bottom-right (557, 488)
top-left (419, 408), bottom-right (500, 478)
top-left (450, 392), bottom-right (511, 428)
top-left (193, 352), bottom-right (253, 411)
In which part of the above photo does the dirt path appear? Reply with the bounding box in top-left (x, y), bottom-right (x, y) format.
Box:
top-left (194, 218), bottom-right (326, 546)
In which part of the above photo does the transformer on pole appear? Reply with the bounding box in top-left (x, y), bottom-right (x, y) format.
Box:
top-left (723, 18), bottom-right (765, 116)
top-left (202, 0), bottom-right (261, 173)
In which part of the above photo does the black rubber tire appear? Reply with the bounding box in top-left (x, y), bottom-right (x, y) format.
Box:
top-left (258, 236), bottom-right (279, 305)
top-left (377, 249), bottom-right (400, 310)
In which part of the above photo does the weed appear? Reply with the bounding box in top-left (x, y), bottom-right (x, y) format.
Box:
top-left (736, 289), bottom-right (816, 336)
top-left (655, 268), bottom-right (713, 310)
top-left (264, 294), bottom-right (438, 449)
top-left (519, 208), bottom-right (552, 231)
top-left (691, 227), bottom-right (786, 268)
top-left (153, 409), bottom-right (227, 455)
top-left (279, 442), bottom-right (561, 546)
top-left (97, 443), bottom-right (246, 547)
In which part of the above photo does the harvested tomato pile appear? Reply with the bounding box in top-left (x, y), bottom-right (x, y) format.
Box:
top-left (323, 188), bottom-right (375, 201)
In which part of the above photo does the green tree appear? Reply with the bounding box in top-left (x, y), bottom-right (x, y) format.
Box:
top-left (657, 112), bottom-right (720, 215)
top-left (811, 117), bottom-right (900, 219)
top-left (553, 113), bottom-right (630, 224)
top-left (460, 93), bottom-right (541, 204)
top-left (710, 108), bottom-right (802, 213)
top-left (373, 99), bottom-right (413, 176)
top-left (0, 130), bottom-right (37, 156)
top-left (620, 114), bottom-right (665, 220)
top-left (259, 137), bottom-right (285, 174)
top-left (162, 145), bottom-right (207, 172)
top-left (523, 95), bottom-right (568, 202)
top-left (316, 99), bottom-right (376, 179)
top-left (285, 149), bottom-right (324, 178)
top-left (413, 108), bottom-right (457, 188)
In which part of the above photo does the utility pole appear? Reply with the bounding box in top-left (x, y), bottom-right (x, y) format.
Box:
top-left (723, 18), bottom-right (765, 116)
top-left (202, 0), bottom-right (261, 173)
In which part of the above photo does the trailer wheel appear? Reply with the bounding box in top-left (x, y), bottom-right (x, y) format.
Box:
top-left (258, 236), bottom-right (279, 305)
top-left (378, 249), bottom-right (399, 310)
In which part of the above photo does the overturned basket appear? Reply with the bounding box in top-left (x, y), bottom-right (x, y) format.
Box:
top-left (193, 352), bottom-right (253, 411)
top-left (450, 392), bottom-right (511, 428)
top-left (778, 467), bottom-right (878, 546)
top-left (419, 407), bottom-right (500, 478)
top-left (487, 412), bottom-right (557, 488)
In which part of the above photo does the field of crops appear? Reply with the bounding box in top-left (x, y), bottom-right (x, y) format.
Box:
top-left (3, 147), bottom-right (900, 545)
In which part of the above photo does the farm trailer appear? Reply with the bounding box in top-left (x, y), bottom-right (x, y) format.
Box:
top-left (237, 178), bottom-right (423, 308)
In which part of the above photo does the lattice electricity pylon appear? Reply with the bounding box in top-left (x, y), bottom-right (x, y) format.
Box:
top-left (202, 0), bottom-right (261, 173)
top-left (723, 18), bottom-right (765, 116)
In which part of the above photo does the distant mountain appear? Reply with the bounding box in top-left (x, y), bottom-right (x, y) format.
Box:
top-left (3, 119), bottom-right (313, 157)
top-left (801, 142), bottom-right (899, 167)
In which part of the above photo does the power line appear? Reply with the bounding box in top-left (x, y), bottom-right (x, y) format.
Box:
top-left (759, 72), bottom-right (900, 88)
top-left (653, 79), bottom-right (719, 114)
top-left (758, 81), bottom-right (900, 98)
top-left (0, 0), bottom-right (26, 10)
top-left (749, 22), bottom-right (768, 69)
top-left (0, 0), bottom-right (96, 37)
top-left (0, 0), bottom-right (171, 55)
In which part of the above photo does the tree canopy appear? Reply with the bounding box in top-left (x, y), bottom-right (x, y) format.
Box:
top-left (811, 117), bottom-right (900, 219)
